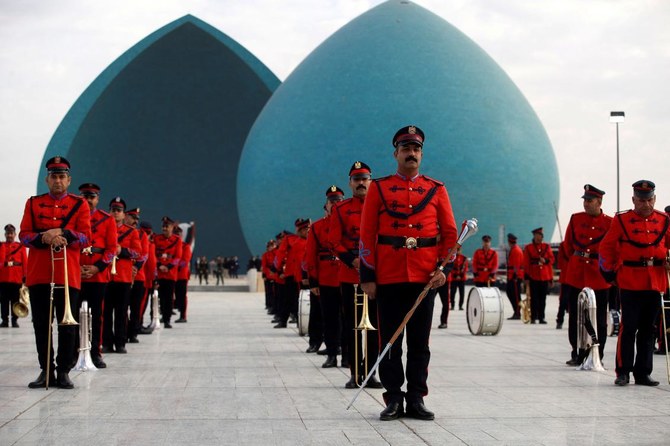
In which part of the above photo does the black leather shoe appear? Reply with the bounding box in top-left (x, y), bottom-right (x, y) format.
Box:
top-left (305, 345), bottom-right (319, 353)
top-left (101, 345), bottom-right (114, 354)
top-left (273, 322), bottom-right (287, 328)
top-left (115, 345), bottom-right (127, 354)
top-left (565, 358), bottom-right (579, 366)
top-left (317, 348), bottom-right (328, 355)
top-left (379, 402), bottom-right (403, 421)
top-left (654, 348), bottom-right (666, 355)
top-left (128, 337), bottom-right (139, 344)
top-left (340, 358), bottom-right (349, 368)
top-left (365, 375), bottom-right (384, 389)
top-left (344, 377), bottom-right (358, 389)
top-left (11, 320), bottom-right (19, 328)
top-left (634, 375), bottom-right (660, 386)
top-left (530, 320), bottom-right (536, 324)
top-left (92, 357), bottom-right (107, 369)
top-left (322, 356), bottom-right (337, 368)
top-left (405, 401), bottom-right (435, 420)
top-left (175, 318), bottom-right (187, 323)
top-left (614, 374), bottom-right (630, 386)
top-left (28, 370), bottom-right (55, 389)
top-left (556, 322), bottom-right (563, 329)
top-left (56, 371), bottom-right (74, 389)
top-left (507, 315), bottom-right (520, 320)
top-left (539, 320), bottom-right (547, 325)
top-left (438, 323), bottom-right (448, 329)
top-left (139, 326), bottom-right (153, 335)
top-left (164, 322), bottom-right (172, 328)
top-left (0, 321), bottom-right (8, 327)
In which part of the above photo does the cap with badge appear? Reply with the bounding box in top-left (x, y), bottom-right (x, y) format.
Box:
top-left (45, 156), bottom-right (70, 173)
top-left (326, 185), bottom-right (345, 201)
top-left (295, 218), bottom-right (311, 230)
top-left (632, 180), bottom-right (655, 199)
top-left (532, 227), bottom-right (543, 236)
top-left (139, 221), bottom-right (152, 232)
top-left (162, 216), bottom-right (175, 226)
top-left (4, 224), bottom-right (16, 232)
top-left (507, 233), bottom-right (517, 242)
top-left (482, 235), bottom-right (492, 242)
top-left (349, 161), bottom-right (371, 179)
top-left (393, 125), bottom-right (425, 148)
top-left (109, 197), bottom-right (126, 211)
top-left (126, 208), bottom-right (140, 217)
top-left (582, 184), bottom-right (605, 199)
top-left (79, 183), bottom-right (101, 197)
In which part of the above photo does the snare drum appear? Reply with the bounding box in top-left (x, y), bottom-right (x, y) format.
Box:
top-left (298, 289), bottom-right (310, 336)
top-left (607, 309), bottom-right (621, 337)
top-left (466, 287), bottom-right (504, 335)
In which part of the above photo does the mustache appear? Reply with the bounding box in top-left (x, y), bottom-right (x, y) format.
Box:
top-left (405, 156), bottom-right (418, 163)
top-left (356, 185), bottom-right (367, 190)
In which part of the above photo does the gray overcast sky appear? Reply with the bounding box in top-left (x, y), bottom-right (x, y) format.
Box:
top-left (1, 0), bottom-right (669, 242)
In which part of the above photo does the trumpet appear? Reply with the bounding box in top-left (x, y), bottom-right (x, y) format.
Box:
top-left (73, 300), bottom-right (97, 371)
top-left (12, 285), bottom-right (30, 318)
top-left (353, 284), bottom-right (376, 386)
top-left (576, 287), bottom-right (605, 372)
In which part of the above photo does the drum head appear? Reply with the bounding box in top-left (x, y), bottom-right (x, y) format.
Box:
top-left (298, 290), bottom-right (310, 336)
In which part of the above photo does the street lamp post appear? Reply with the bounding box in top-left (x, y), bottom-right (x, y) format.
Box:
top-left (610, 111), bottom-right (625, 212)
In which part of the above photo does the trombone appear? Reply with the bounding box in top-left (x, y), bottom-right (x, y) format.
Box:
top-left (45, 245), bottom-right (79, 390)
top-left (354, 284), bottom-right (376, 386)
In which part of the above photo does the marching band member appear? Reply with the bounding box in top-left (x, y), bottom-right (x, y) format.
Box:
top-left (523, 227), bottom-right (554, 324)
top-left (174, 225), bottom-right (192, 323)
top-left (103, 197), bottom-right (140, 354)
top-left (154, 216), bottom-right (182, 328)
top-left (20, 156), bottom-right (91, 389)
top-left (138, 221), bottom-right (156, 332)
top-left (0, 224), bottom-right (27, 328)
top-left (124, 208), bottom-right (148, 342)
top-left (436, 246), bottom-right (466, 328)
top-left (505, 233), bottom-right (524, 320)
top-left (78, 183), bottom-right (116, 368)
top-left (563, 185), bottom-right (612, 364)
top-left (328, 161), bottom-right (382, 389)
top-left (472, 235), bottom-right (498, 287)
top-left (360, 125), bottom-right (457, 420)
top-left (261, 240), bottom-right (277, 315)
top-left (270, 232), bottom-right (287, 325)
top-left (600, 180), bottom-right (670, 386)
top-left (305, 185), bottom-right (345, 367)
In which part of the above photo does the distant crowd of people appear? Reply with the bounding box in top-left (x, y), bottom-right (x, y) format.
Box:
top-left (194, 256), bottom-right (241, 284)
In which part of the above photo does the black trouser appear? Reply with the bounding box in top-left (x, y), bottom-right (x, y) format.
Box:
top-left (377, 283), bottom-right (435, 405)
top-left (556, 283), bottom-right (570, 324)
top-left (567, 285), bottom-right (608, 360)
top-left (0, 282), bottom-right (21, 323)
top-left (128, 280), bottom-right (145, 338)
top-left (320, 285), bottom-right (342, 356)
top-left (341, 282), bottom-right (378, 380)
top-left (451, 280), bottom-right (465, 309)
top-left (175, 279), bottom-right (188, 318)
top-left (657, 288), bottom-right (670, 349)
top-left (79, 282), bottom-right (106, 358)
top-left (158, 279), bottom-right (175, 325)
top-left (265, 279), bottom-right (275, 312)
top-left (616, 289), bottom-right (661, 377)
top-left (529, 280), bottom-right (549, 322)
top-left (506, 278), bottom-right (521, 317)
top-left (104, 281), bottom-right (131, 348)
top-left (279, 277), bottom-right (298, 324)
top-left (29, 284), bottom-right (79, 373)
top-left (436, 283), bottom-right (450, 324)
top-left (308, 290), bottom-right (323, 348)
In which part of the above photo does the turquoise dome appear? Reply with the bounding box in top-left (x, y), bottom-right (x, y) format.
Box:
top-left (238, 0), bottom-right (558, 253)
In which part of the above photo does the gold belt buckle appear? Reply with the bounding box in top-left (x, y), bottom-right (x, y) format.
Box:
top-left (646, 257), bottom-right (654, 267)
top-left (405, 237), bottom-right (418, 249)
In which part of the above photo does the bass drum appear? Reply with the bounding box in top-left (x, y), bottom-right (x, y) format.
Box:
top-left (467, 287), bottom-right (504, 335)
top-left (298, 289), bottom-right (310, 336)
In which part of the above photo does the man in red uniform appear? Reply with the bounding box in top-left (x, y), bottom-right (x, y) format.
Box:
top-left (124, 208), bottom-right (148, 342)
top-left (600, 180), bottom-right (670, 386)
top-left (360, 125), bottom-right (457, 421)
top-left (555, 241), bottom-right (570, 329)
top-left (472, 235), bottom-right (498, 287)
top-left (261, 240), bottom-right (277, 315)
top-left (562, 185), bottom-right (612, 365)
top-left (329, 161), bottom-right (383, 389)
top-left (174, 225), bottom-right (192, 323)
top-left (103, 197), bottom-right (140, 354)
top-left (306, 185), bottom-right (345, 367)
top-left (138, 221), bottom-right (157, 332)
top-left (154, 216), bottom-right (182, 328)
top-left (505, 233), bottom-right (524, 320)
top-left (20, 156), bottom-right (91, 389)
top-left (78, 183), bottom-right (116, 368)
top-left (274, 219), bottom-right (311, 328)
top-left (523, 228), bottom-right (555, 324)
top-left (0, 224), bottom-right (28, 328)
top-left (270, 232), bottom-right (287, 324)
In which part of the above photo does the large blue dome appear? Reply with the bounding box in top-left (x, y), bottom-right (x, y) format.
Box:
top-left (238, 0), bottom-right (558, 253)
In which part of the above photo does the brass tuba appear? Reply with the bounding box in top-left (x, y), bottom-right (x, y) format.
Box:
top-left (12, 285), bottom-right (30, 318)
top-left (576, 287), bottom-right (605, 372)
top-left (520, 281), bottom-right (531, 324)
top-left (353, 284), bottom-right (376, 386)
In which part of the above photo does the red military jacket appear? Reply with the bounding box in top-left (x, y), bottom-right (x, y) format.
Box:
top-left (328, 196), bottom-right (364, 284)
top-left (599, 209), bottom-right (670, 292)
top-left (0, 241), bottom-right (28, 284)
top-left (359, 173), bottom-right (457, 285)
top-left (178, 242), bottom-right (192, 281)
top-left (275, 233), bottom-right (308, 282)
top-left (506, 244), bottom-right (525, 280)
top-left (523, 241), bottom-right (555, 281)
top-left (472, 248), bottom-right (498, 283)
top-left (133, 229), bottom-right (149, 283)
top-left (143, 233), bottom-right (157, 290)
top-left (563, 211), bottom-right (612, 290)
top-left (109, 222), bottom-right (141, 284)
top-left (305, 215), bottom-right (341, 288)
top-left (81, 208), bottom-right (117, 284)
top-left (448, 253), bottom-right (468, 282)
top-left (154, 234), bottom-right (182, 281)
top-left (20, 192), bottom-right (91, 289)
top-left (261, 248), bottom-right (275, 280)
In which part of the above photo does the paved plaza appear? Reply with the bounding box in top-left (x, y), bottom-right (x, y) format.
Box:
top-left (1, 280), bottom-right (670, 445)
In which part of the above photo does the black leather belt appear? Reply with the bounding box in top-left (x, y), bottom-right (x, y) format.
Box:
top-left (623, 259), bottom-right (666, 267)
top-left (377, 235), bottom-right (437, 249)
top-left (319, 254), bottom-right (337, 261)
top-left (83, 247), bottom-right (105, 255)
top-left (4, 261), bottom-right (22, 266)
top-left (573, 251), bottom-right (598, 259)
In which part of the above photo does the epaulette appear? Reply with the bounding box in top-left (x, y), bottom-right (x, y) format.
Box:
top-left (615, 209), bottom-right (631, 216)
top-left (68, 193), bottom-right (85, 201)
top-left (31, 193), bottom-right (49, 199)
top-left (421, 175), bottom-right (444, 186)
top-left (373, 175), bottom-right (393, 183)
top-left (335, 197), bottom-right (353, 207)
top-left (97, 209), bottom-right (111, 217)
